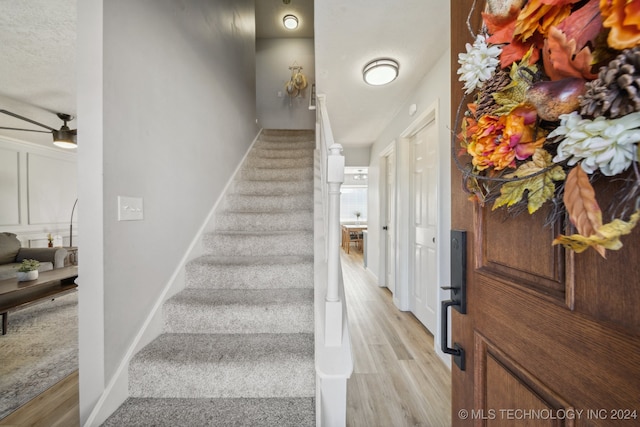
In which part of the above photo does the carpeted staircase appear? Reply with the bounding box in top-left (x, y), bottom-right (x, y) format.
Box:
top-left (103, 129), bottom-right (316, 426)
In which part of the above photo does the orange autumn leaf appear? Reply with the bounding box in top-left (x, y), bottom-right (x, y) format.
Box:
top-left (484, 9), bottom-right (543, 68)
top-left (499, 38), bottom-right (543, 68)
top-left (601, 0), bottom-right (640, 49)
top-left (562, 166), bottom-right (605, 256)
top-left (558, 0), bottom-right (604, 50)
top-left (543, 26), bottom-right (598, 80)
top-left (515, 0), bottom-right (576, 41)
top-left (483, 7), bottom-right (520, 39)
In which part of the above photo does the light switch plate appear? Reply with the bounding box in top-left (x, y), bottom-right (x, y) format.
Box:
top-left (118, 196), bottom-right (144, 221)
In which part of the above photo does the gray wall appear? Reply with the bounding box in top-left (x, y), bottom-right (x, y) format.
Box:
top-left (342, 146), bottom-right (371, 167)
top-left (78, 0), bottom-right (257, 421)
top-left (256, 38), bottom-right (315, 129)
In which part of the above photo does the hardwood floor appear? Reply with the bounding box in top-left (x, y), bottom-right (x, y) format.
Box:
top-left (0, 370), bottom-right (79, 427)
top-left (342, 249), bottom-right (452, 427)
top-left (0, 250), bottom-right (450, 427)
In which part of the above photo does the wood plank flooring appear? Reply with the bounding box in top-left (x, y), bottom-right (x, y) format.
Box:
top-left (342, 249), bottom-right (451, 427)
top-left (0, 370), bottom-right (79, 427)
top-left (0, 249), bottom-right (451, 427)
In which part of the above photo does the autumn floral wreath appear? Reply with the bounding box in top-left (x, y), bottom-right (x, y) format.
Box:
top-left (455, 0), bottom-right (640, 257)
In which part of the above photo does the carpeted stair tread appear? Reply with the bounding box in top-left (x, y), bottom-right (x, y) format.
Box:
top-left (245, 156), bottom-right (314, 168)
top-left (102, 397), bottom-right (315, 427)
top-left (240, 167), bottom-right (313, 181)
top-left (214, 210), bottom-right (313, 231)
top-left (254, 142), bottom-right (315, 151)
top-left (225, 193), bottom-right (313, 211)
top-left (163, 288), bottom-right (313, 334)
top-left (250, 147), bottom-right (314, 159)
top-left (189, 254), bottom-right (313, 266)
top-left (233, 179), bottom-right (313, 195)
top-left (185, 255), bottom-right (313, 290)
top-left (203, 230), bottom-right (313, 257)
top-left (129, 333), bottom-right (315, 398)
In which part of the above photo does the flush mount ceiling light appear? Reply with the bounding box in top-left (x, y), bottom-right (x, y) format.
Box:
top-left (353, 169), bottom-right (368, 180)
top-left (362, 58), bottom-right (399, 86)
top-left (283, 14), bottom-right (299, 30)
top-left (0, 110), bottom-right (77, 149)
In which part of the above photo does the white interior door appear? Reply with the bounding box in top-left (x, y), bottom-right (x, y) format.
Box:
top-left (385, 150), bottom-right (396, 294)
top-left (410, 119), bottom-right (438, 334)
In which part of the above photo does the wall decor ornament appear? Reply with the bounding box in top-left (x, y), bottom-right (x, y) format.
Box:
top-left (454, 0), bottom-right (640, 257)
top-left (284, 62), bottom-right (308, 105)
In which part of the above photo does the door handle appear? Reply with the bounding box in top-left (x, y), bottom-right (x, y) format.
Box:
top-left (382, 226), bottom-right (388, 230)
top-left (441, 300), bottom-right (465, 370)
top-left (440, 230), bottom-right (467, 371)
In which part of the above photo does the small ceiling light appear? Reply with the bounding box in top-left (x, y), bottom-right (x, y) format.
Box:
top-left (362, 58), bottom-right (399, 86)
top-left (283, 14), bottom-right (298, 30)
top-left (53, 113), bottom-right (77, 149)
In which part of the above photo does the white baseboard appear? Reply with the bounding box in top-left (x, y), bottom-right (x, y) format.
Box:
top-left (83, 129), bottom-right (263, 427)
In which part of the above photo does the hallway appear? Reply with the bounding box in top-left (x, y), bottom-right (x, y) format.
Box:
top-left (341, 249), bottom-right (451, 426)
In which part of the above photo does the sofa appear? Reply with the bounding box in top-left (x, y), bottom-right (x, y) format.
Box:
top-left (0, 232), bottom-right (68, 281)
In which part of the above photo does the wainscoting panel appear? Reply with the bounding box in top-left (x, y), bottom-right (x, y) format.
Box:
top-left (0, 148), bottom-right (20, 226)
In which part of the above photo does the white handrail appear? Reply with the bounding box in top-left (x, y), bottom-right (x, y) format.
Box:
top-left (314, 94), bottom-right (353, 427)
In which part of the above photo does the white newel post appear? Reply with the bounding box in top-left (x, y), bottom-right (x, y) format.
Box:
top-left (325, 143), bottom-right (344, 347)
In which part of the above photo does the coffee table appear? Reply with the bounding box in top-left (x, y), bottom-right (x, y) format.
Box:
top-left (0, 266), bottom-right (78, 335)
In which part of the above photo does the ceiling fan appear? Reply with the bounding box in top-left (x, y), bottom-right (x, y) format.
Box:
top-left (0, 109), bottom-right (77, 149)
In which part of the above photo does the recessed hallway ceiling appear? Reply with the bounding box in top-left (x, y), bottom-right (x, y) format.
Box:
top-left (0, 0), bottom-right (450, 149)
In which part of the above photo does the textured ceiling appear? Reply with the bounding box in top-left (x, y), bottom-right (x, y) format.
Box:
top-left (0, 0), bottom-right (449, 149)
top-left (0, 0), bottom-right (76, 145)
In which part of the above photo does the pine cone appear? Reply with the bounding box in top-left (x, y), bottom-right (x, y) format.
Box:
top-left (475, 68), bottom-right (511, 119)
top-left (580, 46), bottom-right (640, 119)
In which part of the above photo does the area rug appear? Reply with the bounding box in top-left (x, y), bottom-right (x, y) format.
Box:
top-left (0, 291), bottom-right (77, 420)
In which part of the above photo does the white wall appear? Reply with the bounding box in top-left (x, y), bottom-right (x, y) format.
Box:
top-left (256, 38), bottom-right (315, 129)
top-left (78, 0), bottom-right (257, 422)
top-left (366, 49), bottom-right (452, 366)
top-left (0, 137), bottom-right (77, 247)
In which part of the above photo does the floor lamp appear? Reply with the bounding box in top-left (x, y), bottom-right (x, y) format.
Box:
top-left (69, 198), bottom-right (78, 247)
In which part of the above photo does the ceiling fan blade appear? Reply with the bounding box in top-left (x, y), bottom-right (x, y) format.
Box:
top-left (0, 126), bottom-right (51, 134)
top-left (0, 109), bottom-right (57, 132)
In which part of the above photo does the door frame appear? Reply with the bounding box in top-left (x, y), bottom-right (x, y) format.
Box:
top-left (378, 141), bottom-right (398, 306)
top-left (398, 99), bottom-right (452, 365)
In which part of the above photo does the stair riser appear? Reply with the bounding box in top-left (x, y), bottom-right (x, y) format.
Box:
top-left (259, 134), bottom-right (315, 142)
top-left (250, 148), bottom-right (314, 159)
top-left (245, 156), bottom-right (314, 168)
top-left (233, 180), bottom-right (313, 195)
top-left (185, 262), bottom-right (313, 289)
top-left (102, 397), bottom-right (316, 427)
top-left (129, 361), bottom-right (315, 399)
top-left (240, 167), bottom-right (313, 181)
top-left (225, 195), bottom-right (313, 211)
top-left (204, 233), bottom-right (314, 257)
top-left (215, 212), bottom-right (312, 231)
top-left (255, 142), bottom-right (315, 151)
top-left (163, 303), bottom-right (313, 334)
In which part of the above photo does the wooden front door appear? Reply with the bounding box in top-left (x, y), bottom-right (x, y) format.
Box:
top-left (450, 2), bottom-right (640, 426)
